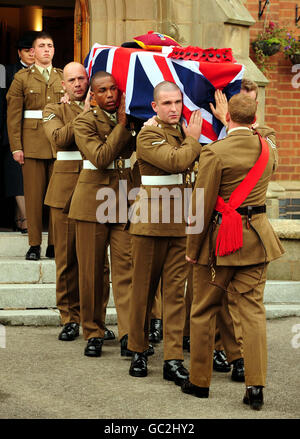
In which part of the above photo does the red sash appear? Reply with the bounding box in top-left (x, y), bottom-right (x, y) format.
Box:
top-left (214, 133), bottom-right (270, 257)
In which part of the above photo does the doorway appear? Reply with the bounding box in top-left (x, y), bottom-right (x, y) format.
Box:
top-left (0, 0), bottom-right (90, 229)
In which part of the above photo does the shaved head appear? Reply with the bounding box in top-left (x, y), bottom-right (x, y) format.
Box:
top-left (63, 61), bottom-right (87, 80)
top-left (90, 71), bottom-right (114, 91)
top-left (153, 81), bottom-right (181, 103)
top-left (62, 62), bottom-right (89, 101)
top-left (151, 81), bottom-right (182, 124)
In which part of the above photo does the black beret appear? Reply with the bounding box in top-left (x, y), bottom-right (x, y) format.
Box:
top-left (16, 31), bottom-right (39, 49)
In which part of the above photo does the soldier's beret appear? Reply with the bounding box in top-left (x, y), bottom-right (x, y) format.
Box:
top-left (133, 30), bottom-right (180, 52)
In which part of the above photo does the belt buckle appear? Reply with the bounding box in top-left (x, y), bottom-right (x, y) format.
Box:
top-left (185, 172), bottom-right (191, 184)
top-left (115, 158), bottom-right (124, 170)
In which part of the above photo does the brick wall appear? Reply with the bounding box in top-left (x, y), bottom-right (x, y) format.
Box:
top-left (245, 0), bottom-right (300, 181)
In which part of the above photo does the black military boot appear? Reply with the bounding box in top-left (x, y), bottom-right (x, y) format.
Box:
top-left (149, 318), bottom-right (163, 343)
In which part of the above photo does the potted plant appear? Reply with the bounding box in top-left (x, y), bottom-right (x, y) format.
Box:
top-left (282, 32), bottom-right (300, 65)
top-left (252, 21), bottom-right (286, 70)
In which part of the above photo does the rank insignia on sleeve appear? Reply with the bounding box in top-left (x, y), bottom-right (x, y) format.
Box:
top-left (43, 113), bottom-right (56, 123)
top-left (151, 139), bottom-right (166, 145)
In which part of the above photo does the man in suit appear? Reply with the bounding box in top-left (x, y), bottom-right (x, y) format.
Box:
top-left (127, 81), bottom-right (202, 383)
top-left (182, 93), bottom-right (284, 410)
top-left (7, 31), bottom-right (64, 261)
top-left (68, 71), bottom-right (137, 357)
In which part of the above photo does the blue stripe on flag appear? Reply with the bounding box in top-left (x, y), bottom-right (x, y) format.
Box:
top-left (91, 49), bottom-right (110, 77)
top-left (128, 57), bottom-right (156, 120)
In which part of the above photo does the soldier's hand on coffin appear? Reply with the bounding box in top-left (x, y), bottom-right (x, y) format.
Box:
top-left (182, 110), bottom-right (202, 140)
top-left (117, 92), bottom-right (127, 126)
top-left (209, 89), bottom-right (228, 127)
top-left (83, 87), bottom-right (91, 112)
top-left (142, 116), bottom-right (158, 128)
top-left (13, 150), bottom-right (24, 165)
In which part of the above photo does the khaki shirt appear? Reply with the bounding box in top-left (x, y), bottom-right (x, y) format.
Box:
top-left (186, 126), bottom-right (284, 266)
top-left (6, 65), bottom-right (64, 159)
top-left (43, 102), bottom-right (83, 209)
top-left (68, 106), bottom-right (135, 223)
top-left (129, 118), bottom-right (202, 237)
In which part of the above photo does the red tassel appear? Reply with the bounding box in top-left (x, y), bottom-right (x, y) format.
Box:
top-left (215, 204), bottom-right (243, 257)
top-left (214, 134), bottom-right (270, 257)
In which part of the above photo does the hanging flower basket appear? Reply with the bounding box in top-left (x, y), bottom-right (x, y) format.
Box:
top-left (252, 40), bottom-right (281, 56)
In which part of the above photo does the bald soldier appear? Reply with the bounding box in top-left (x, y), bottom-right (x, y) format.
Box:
top-left (43, 63), bottom-right (114, 342)
top-left (127, 81), bottom-right (202, 383)
top-left (7, 31), bottom-right (64, 261)
top-left (42, 62), bottom-right (89, 341)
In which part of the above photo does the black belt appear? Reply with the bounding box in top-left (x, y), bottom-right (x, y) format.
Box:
top-left (214, 205), bottom-right (266, 225)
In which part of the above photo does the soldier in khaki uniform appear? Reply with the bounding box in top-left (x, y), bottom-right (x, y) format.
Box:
top-left (69, 71), bottom-right (136, 357)
top-left (43, 62), bottom-right (87, 341)
top-left (182, 94), bottom-right (284, 410)
top-left (127, 81), bottom-right (202, 383)
top-left (7, 31), bottom-right (64, 261)
top-left (43, 62), bottom-right (114, 343)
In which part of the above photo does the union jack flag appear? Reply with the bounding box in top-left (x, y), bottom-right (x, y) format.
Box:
top-left (84, 44), bottom-right (244, 144)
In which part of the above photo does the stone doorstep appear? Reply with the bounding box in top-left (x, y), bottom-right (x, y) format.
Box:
top-left (265, 305), bottom-right (300, 319)
top-left (0, 284), bottom-right (115, 309)
top-left (0, 232), bottom-right (49, 258)
top-left (0, 281), bottom-right (298, 310)
top-left (0, 305), bottom-right (298, 326)
top-left (0, 258), bottom-right (56, 284)
top-left (0, 308), bottom-right (117, 326)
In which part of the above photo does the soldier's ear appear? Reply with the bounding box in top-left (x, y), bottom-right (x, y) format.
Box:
top-left (151, 101), bottom-right (158, 114)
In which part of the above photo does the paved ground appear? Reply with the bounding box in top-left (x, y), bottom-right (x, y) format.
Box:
top-left (0, 317), bottom-right (299, 423)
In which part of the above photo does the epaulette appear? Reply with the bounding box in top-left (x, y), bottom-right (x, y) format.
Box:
top-left (52, 67), bottom-right (63, 74)
top-left (14, 67), bottom-right (31, 77)
top-left (266, 137), bottom-right (277, 150)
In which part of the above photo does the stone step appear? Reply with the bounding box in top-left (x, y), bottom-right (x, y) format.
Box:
top-left (0, 232), bottom-right (49, 258)
top-left (0, 304), bottom-right (298, 326)
top-left (265, 304), bottom-right (300, 319)
top-left (0, 281), bottom-right (299, 310)
top-left (0, 283), bottom-right (115, 309)
top-left (0, 257), bottom-right (56, 284)
top-left (0, 307), bottom-right (117, 326)
top-left (264, 281), bottom-right (300, 303)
